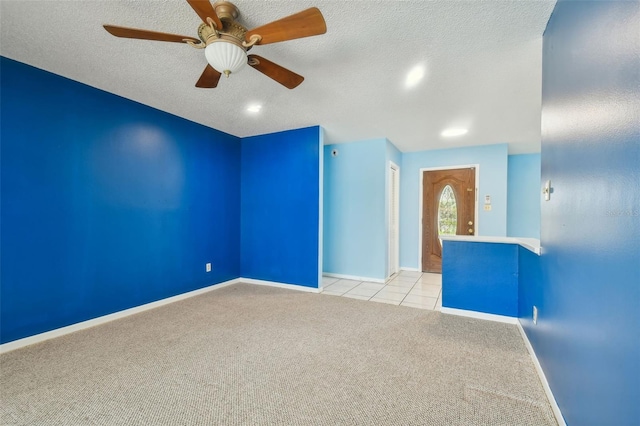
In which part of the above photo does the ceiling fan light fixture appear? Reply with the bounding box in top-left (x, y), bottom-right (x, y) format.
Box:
top-left (204, 39), bottom-right (247, 77)
top-left (104, 2), bottom-right (327, 89)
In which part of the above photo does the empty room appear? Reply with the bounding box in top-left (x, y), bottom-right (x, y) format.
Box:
top-left (1, 1), bottom-right (638, 425)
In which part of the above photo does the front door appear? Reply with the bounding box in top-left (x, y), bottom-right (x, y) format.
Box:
top-left (421, 168), bottom-right (476, 273)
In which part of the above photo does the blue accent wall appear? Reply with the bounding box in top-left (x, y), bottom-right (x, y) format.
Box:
top-left (1, 57), bottom-right (241, 344)
top-left (507, 154), bottom-right (541, 238)
top-left (400, 143), bottom-right (509, 270)
top-left (521, 1), bottom-right (640, 424)
top-left (442, 241), bottom-right (518, 317)
top-left (241, 127), bottom-right (321, 288)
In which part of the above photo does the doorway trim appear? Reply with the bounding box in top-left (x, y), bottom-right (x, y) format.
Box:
top-left (388, 161), bottom-right (400, 279)
top-left (418, 164), bottom-right (480, 271)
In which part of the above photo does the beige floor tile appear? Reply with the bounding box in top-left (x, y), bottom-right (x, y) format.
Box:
top-left (393, 275), bottom-right (420, 283)
top-left (402, 294), bottom-right (437, 309)
top-left (323, 272), bottom-right (444, 311)
top-left (322, 276), bottom-right (340, 286)
top-left (342, 293), bottom-right (370, 301)
top-left (385, 279), bottom-right (415, 288)
top-left (357, 282), bottom-right (386, 291)
top-left (400, 302), bottom-right (429, 310)
top-left (333, 279), bottom-right (362, 286)
top-left (413, 281), bottom-right (442, 288)
top-left (321, 290), bottom-right (346, 296)
top-left (381, 285), bottom-right (411, 295)
top-left (372, 290), bottom-right (406, 302)
top-left (346, 286), bottom-right (382, 298)
top-left (324, 279), bottom-right (361, 292)
top-left (398, 270), bottom-right (422, 277)
top-left (409, 285), bottom-right (441, 298)
top-left (370, 297), bottom-right (401, 306)
top-left (419, 274), bottom-right (442, 284)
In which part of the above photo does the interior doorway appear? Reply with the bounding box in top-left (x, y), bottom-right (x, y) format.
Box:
top-left (388, 162), bottom-right (400, 278)
top-left (421, 167), bottom-right (476, 273)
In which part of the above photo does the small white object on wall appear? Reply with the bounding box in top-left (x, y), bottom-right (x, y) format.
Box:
top-left (483, 194), bottom-right (492, 211)
top-left (543, 180), bottom-right (552, 201)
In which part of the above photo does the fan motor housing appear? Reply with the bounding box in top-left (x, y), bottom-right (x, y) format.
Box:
top-left (197, 1), bottom-right (248, 49)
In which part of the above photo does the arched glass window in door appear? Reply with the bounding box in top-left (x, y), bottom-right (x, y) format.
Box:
top-left (437, 185), bottom-right (457, 246)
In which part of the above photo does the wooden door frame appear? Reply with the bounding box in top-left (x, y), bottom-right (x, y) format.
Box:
top-left (417, 165), bottom-right (480, 271)
top-left (388, 161), bottom-right (400, 279)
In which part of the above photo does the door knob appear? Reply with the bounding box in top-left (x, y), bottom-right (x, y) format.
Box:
top-left (468, 228), bottom-right (474, 234)
top-left (468, 221), bottom-right (473, 225)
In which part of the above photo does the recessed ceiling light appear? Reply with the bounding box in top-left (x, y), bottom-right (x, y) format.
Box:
top-left (441, 128), bottom-right (468, 138)
top-left (246, 104), bottom-right (262, 113)
top-left (405, 64), bottom-right (426, 88)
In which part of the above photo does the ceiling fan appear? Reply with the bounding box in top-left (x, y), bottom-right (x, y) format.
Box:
top-left (104, 0), bottom-right (327, 89)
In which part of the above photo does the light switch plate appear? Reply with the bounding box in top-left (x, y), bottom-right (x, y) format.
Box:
top-left (543, 180), bottom-right (551, 201)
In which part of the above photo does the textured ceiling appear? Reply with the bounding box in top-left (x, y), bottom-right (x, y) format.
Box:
top-left (0, 0), bottom-right (556, 153)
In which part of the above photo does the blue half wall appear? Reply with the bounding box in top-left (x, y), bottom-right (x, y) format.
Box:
top-left (1, 57), bottom-right (241, 344)
top-left (442, 241), bottom-right (518, 317)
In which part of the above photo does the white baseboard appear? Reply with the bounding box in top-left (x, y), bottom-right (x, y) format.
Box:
top-left (440, 307), bottom-right (518, 324)
top-left (517, 322), bottom-right (566, 426)
top-left (0, 279), bottom-right (240, 354)
top-left (322, 272), bottom-right (385, 283)
top-left (0, 278), bottom-right (321, 354)
top-left (239, 278), bottom-right (321, 293)
top-left (400, 267), bottom-right (421, 272)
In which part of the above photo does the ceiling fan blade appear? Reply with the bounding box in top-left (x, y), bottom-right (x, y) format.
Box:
top-left (195, 65), bottom-right (221, 88)
top-left (186, 0), bottom-right (223, 30)
top-left (245, 7), bottom-right (326, 46)
top-left (248, 55), bottom-right (304, 89)
top-left (104, 25), bottom-right (199, 44)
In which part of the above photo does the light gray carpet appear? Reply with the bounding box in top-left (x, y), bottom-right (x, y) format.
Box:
top-left (1, 283), bottom-right (556, 425)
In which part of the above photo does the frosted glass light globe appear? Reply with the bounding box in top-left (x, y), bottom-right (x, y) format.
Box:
top-left (205, 41), bottom-right (247, 77)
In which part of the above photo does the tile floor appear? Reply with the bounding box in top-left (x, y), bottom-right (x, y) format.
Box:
top-left (321, 270), bottom-right (442, 311)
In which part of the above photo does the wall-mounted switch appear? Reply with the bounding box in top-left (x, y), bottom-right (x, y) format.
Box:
top-left (543, 180), bottom-right (551, 201)
top-left (206, 263), bottom-right (212, 272)
top-left (483, 194), bottom-right (492, 211)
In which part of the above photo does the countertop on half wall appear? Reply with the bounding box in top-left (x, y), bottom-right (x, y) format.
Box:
top-left (440, 235), bottom-right (540, 255)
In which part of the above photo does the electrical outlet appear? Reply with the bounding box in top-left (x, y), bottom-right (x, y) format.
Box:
top-left (206, 263), bottom-right (212, 272)
top-left (533, 306), bottom-right (538, 325)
